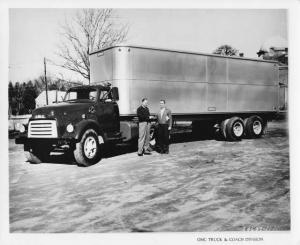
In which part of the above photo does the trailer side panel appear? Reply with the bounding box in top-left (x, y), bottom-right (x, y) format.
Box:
top-left (90, 46), bottom-right (279, 117)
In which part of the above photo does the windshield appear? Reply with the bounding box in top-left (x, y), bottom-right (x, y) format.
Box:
top-left (64, 88), bottom-right (98, 102)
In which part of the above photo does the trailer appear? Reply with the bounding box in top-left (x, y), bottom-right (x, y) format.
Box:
top-left (15, 45), bottom-right (283, 166)
top-left (90, 46), bottom-right (281, 139)
top-left (90, 46), bottom-right (279, 118)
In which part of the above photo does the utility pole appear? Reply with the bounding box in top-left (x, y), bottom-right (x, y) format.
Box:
top-left (44, 57), bottom-right (49, 105)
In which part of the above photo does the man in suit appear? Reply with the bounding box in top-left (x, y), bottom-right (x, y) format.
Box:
top-left (136, 98), bottom-right (152, 156)
top-left (157, 99), bottom-right (172, 154)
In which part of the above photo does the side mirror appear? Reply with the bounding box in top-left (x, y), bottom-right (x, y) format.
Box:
top-left (111, 87), bottom-right (119, 101)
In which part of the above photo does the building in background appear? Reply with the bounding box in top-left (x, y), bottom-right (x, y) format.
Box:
top-left (257, 36), bottom-right (288, 111)
top-left (257, 36), bottom-right (288, 65)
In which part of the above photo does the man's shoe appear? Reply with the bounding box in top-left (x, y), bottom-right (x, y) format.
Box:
top-left (138, 153), bottom-right (143, 156)
top-left (144, 150), bottom-right (152, 155)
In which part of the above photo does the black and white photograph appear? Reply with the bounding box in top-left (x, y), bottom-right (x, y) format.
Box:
top-left (1, 1), bottom-right (300, 245)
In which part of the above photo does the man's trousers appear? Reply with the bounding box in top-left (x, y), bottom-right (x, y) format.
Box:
top-left (157, 124), bottom-right (170, 153)
top-left (138, 122), bottom-right (150, 154)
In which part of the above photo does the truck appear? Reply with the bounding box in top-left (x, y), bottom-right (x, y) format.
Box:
top-left (15, 45), bottom-right (284, 166)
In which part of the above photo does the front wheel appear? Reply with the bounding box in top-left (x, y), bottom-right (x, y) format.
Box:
top-left (74, 129), bottom-right (102, 167)
top-left (25, 151), bottom-right (43, 164)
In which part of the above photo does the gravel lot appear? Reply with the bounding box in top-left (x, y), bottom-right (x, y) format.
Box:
top-left (9, 120), bottom-right (290, 232)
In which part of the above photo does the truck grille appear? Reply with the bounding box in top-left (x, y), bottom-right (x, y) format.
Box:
top-left (28, 120), bottom-right (58, 138)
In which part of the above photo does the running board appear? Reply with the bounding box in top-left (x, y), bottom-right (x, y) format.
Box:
top-left (104, 132), bottom-right (125, 142)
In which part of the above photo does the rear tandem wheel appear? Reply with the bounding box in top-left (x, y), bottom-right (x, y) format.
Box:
top-left (244, 115), bottom-right (265, 138)
top-left (220, 117), bottom-right (245, 141)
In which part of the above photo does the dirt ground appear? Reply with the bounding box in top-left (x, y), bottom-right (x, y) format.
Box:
top-left (9, 120), bottom-right (290, 232)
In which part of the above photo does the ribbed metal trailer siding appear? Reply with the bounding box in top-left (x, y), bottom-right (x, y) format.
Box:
top-left (90, 46), bottom-right (279, 117)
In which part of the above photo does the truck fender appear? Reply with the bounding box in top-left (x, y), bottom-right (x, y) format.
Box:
top-left (74, 119), bottom-right (104, 143)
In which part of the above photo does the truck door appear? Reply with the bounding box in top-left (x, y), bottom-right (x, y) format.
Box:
top-left (95, 90), bottom-right (119, 132)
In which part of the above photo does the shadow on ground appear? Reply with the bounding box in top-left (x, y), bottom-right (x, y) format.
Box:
top-left (40, 130), bottom-right (216, 166)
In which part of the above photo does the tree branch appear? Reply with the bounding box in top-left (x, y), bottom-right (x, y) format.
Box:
top-left (56, 9), bottom-right (128, 82)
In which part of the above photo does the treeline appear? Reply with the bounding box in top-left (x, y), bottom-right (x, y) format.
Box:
top-left (8, 76), bottom-right (81, 115)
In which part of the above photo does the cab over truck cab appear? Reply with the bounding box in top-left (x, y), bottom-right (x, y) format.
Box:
top-left (15, 85), bottom-right (122, 166)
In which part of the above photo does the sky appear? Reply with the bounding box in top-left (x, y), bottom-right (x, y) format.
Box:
top-left (9, 9), bottom-right (287, 84)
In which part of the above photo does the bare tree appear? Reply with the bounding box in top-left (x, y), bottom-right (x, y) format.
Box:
top-left (213, 44), bottom-right (239, 56)
top-left (57, 9), bottom-right (128, 82)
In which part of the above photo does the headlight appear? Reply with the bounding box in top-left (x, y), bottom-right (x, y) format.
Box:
top-left (66, 124), bottom-right (74, 133)
top-left (15, 123), bottom-right (25, 133)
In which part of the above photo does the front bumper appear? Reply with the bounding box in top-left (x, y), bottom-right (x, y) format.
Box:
top-left (15, 134), bottom-right (76, 147)
top-left (15, 135), bottom-right (27, 144)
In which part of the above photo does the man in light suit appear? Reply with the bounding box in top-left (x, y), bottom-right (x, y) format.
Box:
top-left (157, 99), bottom-right (172, 154)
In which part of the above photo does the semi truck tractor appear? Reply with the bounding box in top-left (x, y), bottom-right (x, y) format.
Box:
top-left (15, 45), bottom-right (284, 166)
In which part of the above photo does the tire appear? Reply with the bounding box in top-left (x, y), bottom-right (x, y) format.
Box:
top-left (24, 144), bottom-right (52, 164)
top-left (220, 119), bottom-right (229, 140)
top-left (221, 117), bottom-right (244, 141)
top-left (74, 129), bottom-right (101, 167)
top-left (244, 116), bottom-right (265, 138)
top-left (25, 151), bottom-right (43, 164)
top-left (149, 125), bottom-right (157, 148)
